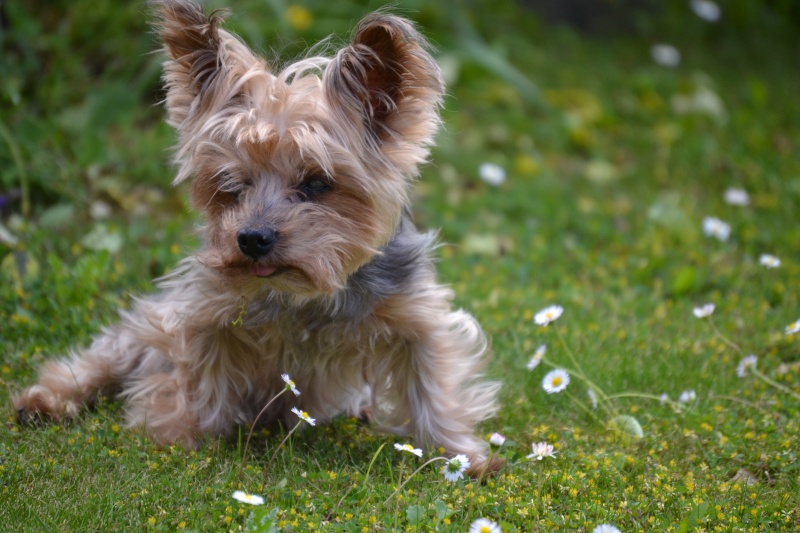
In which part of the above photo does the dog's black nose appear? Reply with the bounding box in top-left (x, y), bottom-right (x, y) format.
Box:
top-left (237, 228), bottom-right (277, 259)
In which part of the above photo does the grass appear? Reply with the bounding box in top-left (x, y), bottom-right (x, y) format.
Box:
top-left (2, 0), bottom-right (800, 531)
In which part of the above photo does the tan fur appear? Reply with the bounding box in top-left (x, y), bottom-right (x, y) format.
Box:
top-left (14, 0), bottom-right (499, 473)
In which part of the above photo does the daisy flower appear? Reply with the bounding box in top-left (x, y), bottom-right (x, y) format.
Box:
top-left (659, 393), bottom-right (669, 405)
top-left (469, 518), bottom-right (502, 533)
top-left (690, 0), bottom-right (721, 22)
top-left (692, 303), bottom-right (715, 319)
top-left (290, 407), bottom-right (316, 426)
top-left (592, 525), bottom-right (621, 533)
top-left (678, 390), bottom-right (696, 403)
top-left (542, 369), bottom-right (570, 394)
top-left (489, 432), bottom-right (506, 447)
top-left (442, 454), bottom-right (470, 482)
top-left (527, 344), bottom-right (546, 370)
top-left (723, 187), bottom-right (749, 206)
top-left (478, 163), bottom-right (506, 186)
top-left (393, 443), bottom-right (423, 457)
top-left (702, 216), bottom-right (731, 241)
top-left (736, 355), bottom-right (758, 378)
top-left (281, 373), bottom-right (300, 396)
top-left (759, 254), bottom-right (781, 268)
top-left (651, 44), bottom-right (680, 67)
top-left (786, 320), bottom-right (800, 335)
top-left (534, 305), bottom-right (563, 326)
top-left (232, 490), bottom-right (264, 505)
top-left (527, 441), bottom-right (556, 461)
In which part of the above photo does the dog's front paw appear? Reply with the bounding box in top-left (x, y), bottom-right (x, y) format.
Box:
top-left (14, 385), bottom-right (82, 425)
top-left (466, 454), bottom-right (506, 479)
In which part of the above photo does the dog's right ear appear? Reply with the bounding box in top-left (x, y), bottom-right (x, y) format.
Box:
top-left (149, 0), bottom-right (263, 140)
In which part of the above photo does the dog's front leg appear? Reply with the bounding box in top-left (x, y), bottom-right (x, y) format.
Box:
top-left (377, 288), bottom-right (501, 474)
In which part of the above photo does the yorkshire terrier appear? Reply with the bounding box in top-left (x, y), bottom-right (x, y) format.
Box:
top-left (15, 0), bottom-right (499, 473)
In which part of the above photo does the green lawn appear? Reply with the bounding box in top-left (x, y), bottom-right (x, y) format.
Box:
top-left (2, 0), bottom-right (799, 531)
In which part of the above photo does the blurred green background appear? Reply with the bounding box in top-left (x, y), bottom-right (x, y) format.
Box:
top-left (3, 1), bottom-right (800, 531)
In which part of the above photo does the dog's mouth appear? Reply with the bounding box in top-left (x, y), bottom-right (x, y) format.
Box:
top-left (250, 264), bottom-right (279, 278)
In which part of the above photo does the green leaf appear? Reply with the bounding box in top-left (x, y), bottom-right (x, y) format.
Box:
top-left (81, 223), bottom-right (123, 254)
top-left (434, 499), bottom-right (453, 525)
top-left (677, 501), bottom-right (709, 533)
top-left (609, 415), bottom-right (644, 440)
top-left (671, 266), bottom-right (697, 296)
top-left (2, 250), bottom-right (39, 290)
top-left (39, 203), bottom-right (76, 229)
top-left (405, 505), bottom-right (426, 525)
top-left (245, 507), bottom-right (279, 533)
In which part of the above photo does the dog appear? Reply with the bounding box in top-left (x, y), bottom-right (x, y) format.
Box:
top-left (14, 0), bottom-right (500, 474)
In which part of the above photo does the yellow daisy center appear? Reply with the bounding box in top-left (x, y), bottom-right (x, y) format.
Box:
top-left (551, 377), bottom-right (562, 387)
top-left (480, 527), bottom-right (492, 533)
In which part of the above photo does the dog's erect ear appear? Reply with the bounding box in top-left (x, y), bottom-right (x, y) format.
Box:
top-left (150, 0), bottom-right (264, 133)
top-left (324, 13), bottom-right (445, 172)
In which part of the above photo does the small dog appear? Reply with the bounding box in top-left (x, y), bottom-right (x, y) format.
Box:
top-left (15, 0), bottom-right (499, 473)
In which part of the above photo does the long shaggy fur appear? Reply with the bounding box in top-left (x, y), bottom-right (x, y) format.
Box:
top-left (15, 0), bottom-right (500, 472)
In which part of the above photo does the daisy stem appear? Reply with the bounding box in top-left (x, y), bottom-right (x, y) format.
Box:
top-left (604, 392), bottom-right (679, 407)
top-left (542, 343), bottom-right (615, 417)
top-left (264, 420), bottom-right (303, 479)
top-left (565, 390), bottom-right (602, 424)
top-left (383, 457), bottom-right (447, 505)
top-left (553, 326), bottom-right (584, 377)
top-left (240, 387), bottom-right (288, 471)
top-left (361, 443), bottom-right (386, 487)
top-left (708, 319), bottom-right (744, 356)
top-left (752, 369), bottom-right (800, 402)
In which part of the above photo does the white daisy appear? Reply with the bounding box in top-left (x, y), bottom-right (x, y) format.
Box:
top-left (489, 432), bottom-right (506, 447)
top-left (690, 0), bottom-right (721, 22)
top-left (678, 390), bottom-right (696, 403)
top-left (723, 187), bottom-right (749, 206)
top-left (469, 518), bottom-right (502, 533)
top-left (651, 44), bottom-right (680, 67)
top-left (542, 369), bottom-right (570, 394)
top-left (290, 407), bottom-right (316, 426)
top-left (527, 344), bottom-right (546, 370)
top-left (587, 388), bottom-right (598, 410)
top-left (232, 490), bottom-right (264, 505)
top-left (736, 355), bottom-right (758, 378)
top-left (592, 525), bottom-right (621, 533)
top-left (692, 303), bottom-right (715, 319)
top-left (759, 254), bottom-right (780, 268)
top-left (281, 373), bottom-right (300, 396)
top-left (393, 443), bottom-right (423, 457)
top-left (534, 305), bottom-right (563, 326)
top-left (527, 441), bottom-right (556, 461)
top-left (786, 320), bottom-right (800, 335)
top-left (702, 216), bottom-right (731, 241)
top-left (442, 454), bottom-right (471, 482)
top-left (478, 163), bottom-right (506, 186)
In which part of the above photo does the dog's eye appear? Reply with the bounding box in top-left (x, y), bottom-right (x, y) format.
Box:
top-left (297, 176), bottom-right (331, 200)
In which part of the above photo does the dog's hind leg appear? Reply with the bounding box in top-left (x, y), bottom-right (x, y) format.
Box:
top-left (14, 323), bottom-right (155, 423)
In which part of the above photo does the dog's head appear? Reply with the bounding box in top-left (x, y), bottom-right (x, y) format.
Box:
top-left (150, 0), bottom-right (443, 297)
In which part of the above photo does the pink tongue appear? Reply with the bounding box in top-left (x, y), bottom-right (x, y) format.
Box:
top-left (251, 264), bottom-right (277, 277)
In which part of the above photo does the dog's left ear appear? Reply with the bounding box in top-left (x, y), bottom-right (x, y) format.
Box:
top-left (324, 13), bottom-right (444, 171)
